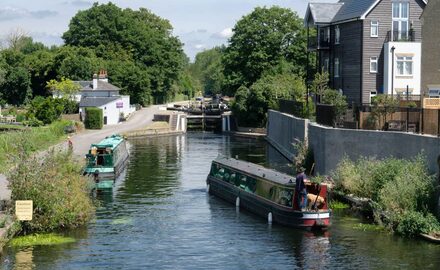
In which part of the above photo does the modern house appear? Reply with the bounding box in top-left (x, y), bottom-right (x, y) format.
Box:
top-left (305, 0), bottom-right (427, 105)
top-left (421, 0), bottom-right (440, 106)
top-left (78, 70), bottom-right (135, 125)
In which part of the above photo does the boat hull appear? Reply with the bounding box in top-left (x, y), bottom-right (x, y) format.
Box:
top-left (84, 143), bottom-right (130, 189)
top-left (207, 176), bottom-right (331, 229)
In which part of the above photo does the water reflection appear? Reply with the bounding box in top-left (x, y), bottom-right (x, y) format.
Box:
top-left (1, 133), bottom-right (440, 270)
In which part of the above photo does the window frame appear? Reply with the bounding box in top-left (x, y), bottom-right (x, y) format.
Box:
top-left (334, 58), bottom-right (340, 78)
top-left (396, 55), bottom-right (413, 76)
top-left (335, 26), bottom-right (340, 44)
top-left (370, 57), bottom-right (378, 73)
top-left (370, 21), bottom-right (379, 37)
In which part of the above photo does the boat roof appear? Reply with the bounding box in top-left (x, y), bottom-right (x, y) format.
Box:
top-left (213, 156), bottom-right (296, 186)
top-left (91, 134), bottom-right (124, 149)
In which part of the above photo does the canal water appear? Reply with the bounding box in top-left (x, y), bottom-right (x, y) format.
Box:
top-left (2, 133), bottom-right (440, 269)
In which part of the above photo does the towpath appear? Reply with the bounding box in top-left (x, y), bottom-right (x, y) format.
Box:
top-left (0, 105), bottom-right (162, 202)
top-left (71, 105), bottom-right (161, 157)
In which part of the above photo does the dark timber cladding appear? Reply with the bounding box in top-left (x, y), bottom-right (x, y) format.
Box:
top-left (332, 21), bottom-right (363, 105)
top-left (362, 0), bottom-right (425, 103)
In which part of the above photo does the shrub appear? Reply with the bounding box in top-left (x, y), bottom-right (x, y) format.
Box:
top-left (394, 211), bottom-right (440, 237)
top-left (27, 96), bottom-right (64, 125)
top-left (59, 98), bottom-right (79, 114)
top-left (8, 151), bottom-right (95, 233)
top-left (84, 107), bottom-right (103, 129)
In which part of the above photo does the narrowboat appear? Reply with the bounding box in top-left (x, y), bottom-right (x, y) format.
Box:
top-left (84, 134), bottom-right (129, 189)
top-left (207, 157), bottom-right (331, 229)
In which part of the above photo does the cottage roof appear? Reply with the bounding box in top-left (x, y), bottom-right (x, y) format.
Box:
top-left (79, 96), bottom-right (120, 107)
top-left (77, 80), bottom-right (120, 91)
top-left (306, 0), bottom-right (427, 25)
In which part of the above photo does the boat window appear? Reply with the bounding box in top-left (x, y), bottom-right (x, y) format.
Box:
top-left (277, 188), bottom-right (293, 207)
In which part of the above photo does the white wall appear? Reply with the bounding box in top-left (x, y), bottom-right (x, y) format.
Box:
top-left (99, 100), bottom-right (119, 125)
top-left (384, 42), bottom-right (422, 96)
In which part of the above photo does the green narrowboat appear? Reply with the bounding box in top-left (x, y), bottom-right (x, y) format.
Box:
top-left (207, 157), bottom-right (331, 229)
top-left (84, 134), bottom-right (129, 189)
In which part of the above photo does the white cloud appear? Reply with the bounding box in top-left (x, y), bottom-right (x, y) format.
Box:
top-left (219, 27), bottom-right (233, 38)
top-left (194, 44), bottom-right (206, 50)
top-left (0, 6), bottom-right (58, 21)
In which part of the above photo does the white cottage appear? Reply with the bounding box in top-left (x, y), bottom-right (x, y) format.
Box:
top-left (79, 71), bottom-right (135, 125)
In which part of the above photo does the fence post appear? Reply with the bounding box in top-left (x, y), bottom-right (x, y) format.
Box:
top-left (438, 109), bottom-right (440, 137)
top-left (421, 108), bottom-right (424, 134)
top-left (406, 107), bottom-right (409, 132)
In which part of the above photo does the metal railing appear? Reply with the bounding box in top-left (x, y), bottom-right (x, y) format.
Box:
top-left (308, 36), bottom-right (330, 50)
top-left (386, 30), bottom-right (416, 42)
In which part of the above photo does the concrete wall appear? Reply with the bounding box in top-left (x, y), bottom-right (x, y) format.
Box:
top-left (266, 110), bottom-right (309, 161)
top-left (308, 123), bottom-right (440, 175)
top-left (267, 110), bottom-right (440, 175)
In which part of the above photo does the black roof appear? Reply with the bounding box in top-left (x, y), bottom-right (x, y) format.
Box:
top-left (213, 156), bottom-right (296, 186)
top-left (79, 96), bottom-right (120, 107)
top-left (76, 80), bottom-right (120, 91)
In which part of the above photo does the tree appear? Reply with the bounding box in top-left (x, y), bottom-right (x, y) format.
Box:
top-left (321, 89), bottom-right (348, 122)
top-left (46, 77), bottom-right (81, 101)
top-left (371, 94), bottom-right (399, 129)
top-left (62, 2), bottom-right (186, 104)
top-left (310, 71), bottom-right (330, 102)
top-left (222, 6), bottom-right (307, 95)
top-left (231, 73), bottom-right (305, 127)
top-left (27, 96), bottom-right (64, 124)
top-left (190, 47), bottom-right (225, 95)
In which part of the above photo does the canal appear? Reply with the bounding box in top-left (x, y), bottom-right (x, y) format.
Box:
top-left (2, 133), bottom-right (440, 269)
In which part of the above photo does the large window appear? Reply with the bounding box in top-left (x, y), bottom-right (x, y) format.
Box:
top-left (324, 58), bottom-right (329, 72)
top-left (371, 21), bottom-right (379, 37)
top-left (334, 58), bottom-right (340, 78)
top-left (370, 57), bottom-right (378, 73)
top-left (335, 26), bottom-right (340, 44)
top-left (396, 56), bottom-right (413, 76)
top-left (392, 2), bottom-right (409, 40)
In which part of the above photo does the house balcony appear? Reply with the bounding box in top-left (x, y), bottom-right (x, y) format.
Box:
top-left (308, 36), bottom-right (330, 51)
top-left (385, 30), bottom-right (416, 43)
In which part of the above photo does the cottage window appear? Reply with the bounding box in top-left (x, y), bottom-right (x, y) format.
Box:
top-left (370, 57), bottom-right (378, 73)
top-left (396, 56), bottom-right (413, 76)
top-left (371, 21), bottom-right (379, 37)
top-left (335, 26), bottom-right (340, 44)
top-left (334, 58), bottom-right (340, 78)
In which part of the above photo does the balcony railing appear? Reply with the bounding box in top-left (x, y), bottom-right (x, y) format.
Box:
top-left (386, 30), bottom-right (416, 42)
top-left (308, 36), bottom-right (330, 50)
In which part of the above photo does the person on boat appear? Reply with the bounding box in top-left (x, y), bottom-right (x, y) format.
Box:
top-left (295, 167), bottom-right (308, 211)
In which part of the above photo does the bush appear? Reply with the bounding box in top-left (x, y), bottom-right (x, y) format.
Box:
top-left (27, 97), bottom-right (64, 125)
top-left (84, 107), bottom-right (103, 129)
top-left (395, 211), bottom-right (440, 237)
top-left (332, 155), bottom-right (439, 236)
top-left (59, 98), bottom-right (79, 114)
top-left (8, 151), bottom-right (95, 233)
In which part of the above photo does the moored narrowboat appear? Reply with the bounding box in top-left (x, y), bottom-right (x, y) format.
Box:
top-left (206, 157), bottom-right (331, 229)
top-left (84, 134), bottom-right (129, 189)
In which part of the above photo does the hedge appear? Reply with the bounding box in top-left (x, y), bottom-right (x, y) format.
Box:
top-left (84, 107), bottom-right (103, 129)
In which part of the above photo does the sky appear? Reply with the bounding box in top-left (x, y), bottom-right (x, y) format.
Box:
top-left (0, 0), bottom-right (334, 60)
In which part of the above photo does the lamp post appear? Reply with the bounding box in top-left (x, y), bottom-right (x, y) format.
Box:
top-left (391, 46), bottom-right (396, 98)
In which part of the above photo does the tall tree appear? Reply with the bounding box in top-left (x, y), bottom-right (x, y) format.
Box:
top-left (222, 6), bottom-right (307, 95)
top-left (62, 2), bottom-right (186, 104)
top-left (190, 47), bottom-right (225, 95)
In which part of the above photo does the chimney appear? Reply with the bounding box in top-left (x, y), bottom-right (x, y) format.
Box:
top-left (98, 69), bottom-right (108, 83)
top-left (93, 73), bottom-right (98, 90)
